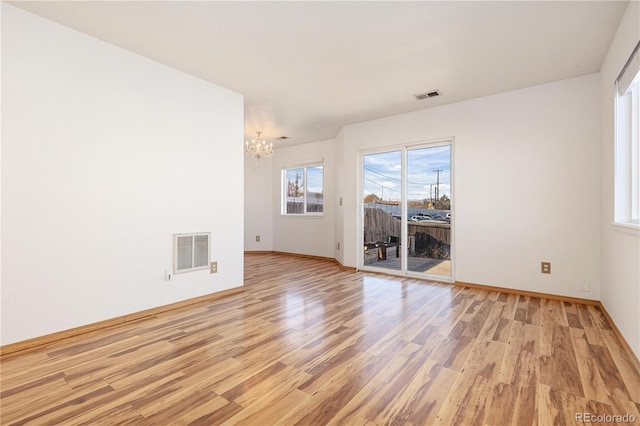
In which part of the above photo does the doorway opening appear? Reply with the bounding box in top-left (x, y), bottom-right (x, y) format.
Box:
top-left (360, 140), bottom-right (453, 281)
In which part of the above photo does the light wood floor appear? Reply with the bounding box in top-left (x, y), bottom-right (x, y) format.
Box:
top-left (1, 253), bottom-right (639, 425)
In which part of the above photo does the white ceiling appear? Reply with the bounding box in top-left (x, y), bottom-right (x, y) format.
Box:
top-left (10, 1), bottom-right (628, 147)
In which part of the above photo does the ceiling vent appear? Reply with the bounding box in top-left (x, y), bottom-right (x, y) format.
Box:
top-left (414, 90), bottom-right (441, 100)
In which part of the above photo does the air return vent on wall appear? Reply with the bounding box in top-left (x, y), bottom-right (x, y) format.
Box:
top-left (414, 90), bottom-right (441, 100)
top-left (174, 232), bottom-right (210, 273)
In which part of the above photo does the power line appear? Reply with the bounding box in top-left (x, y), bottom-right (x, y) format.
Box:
top-left (365, 166), bottom-right (450, 186)
top-left (364, 178), bottom-right (451, 197)
top-left (363, 168), bottom-right (401, 183)
top-left (363, 176), bottom-right (400, 194)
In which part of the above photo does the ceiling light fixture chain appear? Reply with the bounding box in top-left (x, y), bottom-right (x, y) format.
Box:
top-left (245, 130), bottom-right (273, 164)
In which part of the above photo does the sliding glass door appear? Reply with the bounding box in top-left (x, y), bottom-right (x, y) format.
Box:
top-left (406, 145), bottom-right (452, 277)
top-left (361, 141), bottom-right (453, 281)
top-left (362, 150), bottom-right (403, 273)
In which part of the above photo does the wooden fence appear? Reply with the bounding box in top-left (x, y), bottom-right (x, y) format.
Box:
top-left (286, 201), bottom-right (323, 214)
top-left (364, 208), bottom-right (451, 259)
top-left (408, 222), bottom-right (450, 244)
top-left (364, 208), bottom-right (400, 243)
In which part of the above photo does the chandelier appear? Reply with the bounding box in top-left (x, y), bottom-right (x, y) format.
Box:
top-left (245, 131), bottom-right (273, 164)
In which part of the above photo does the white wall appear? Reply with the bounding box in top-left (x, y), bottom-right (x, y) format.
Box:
top-left (599, 1), bottom-right (640, 359)
top-left (334, 129), bottom-right (346, 265)
top-left (1, 5), bottom-right (244, 345)
top-left (272, 139), bottom-right (336, 258)
top-left (244, 156), bottom-right (273, 251)
top-left (341, 74), bottom-right (602, 300)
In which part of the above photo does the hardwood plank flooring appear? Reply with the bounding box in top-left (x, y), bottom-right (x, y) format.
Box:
top-left (1, 253), bottom-right (639, 425)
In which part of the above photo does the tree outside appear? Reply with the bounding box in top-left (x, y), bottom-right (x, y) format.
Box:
top-left (363, 193), bottom-right (382, 203)
top-left (433, 194), bottom-right (450, 210)
top-left (287, 173), bottom-right (304, 198)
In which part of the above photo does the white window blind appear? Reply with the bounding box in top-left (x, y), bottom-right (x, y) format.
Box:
top-left (617, 40), bottom-right (640, 96)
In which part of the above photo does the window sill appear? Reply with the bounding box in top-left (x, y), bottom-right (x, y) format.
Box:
top-left (281, 214), bottom-right (324, 219)
top-left (611, 222), bottom-right (640, 236)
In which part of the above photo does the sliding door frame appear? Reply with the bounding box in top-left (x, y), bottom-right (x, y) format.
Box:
top-left (357, 137), bottom-right (455, 283)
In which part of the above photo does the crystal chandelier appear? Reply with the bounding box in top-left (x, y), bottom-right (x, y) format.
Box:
top-left (245, 131), bottom-right (273, 164)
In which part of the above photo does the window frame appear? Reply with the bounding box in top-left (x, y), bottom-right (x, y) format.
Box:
top-left (614, 50), bottom-right (640, 231)
top-left (281, 162), bottom-right (324, 216)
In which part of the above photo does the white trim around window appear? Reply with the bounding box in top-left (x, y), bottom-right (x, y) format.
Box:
top-left (281, 162), bottom-right (324, 216)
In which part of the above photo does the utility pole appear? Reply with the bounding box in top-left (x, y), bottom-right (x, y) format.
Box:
top-left (433, 169), bottom-right (443, 204)
top-left (430, 184), bottom-right (434, 205)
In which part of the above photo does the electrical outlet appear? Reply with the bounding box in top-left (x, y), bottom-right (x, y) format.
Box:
top-left (339, 197), bottom-right (343, 206)
top-left (541, 262), bottom-right (551, 274)
top-left (256, 235), bottom-right (260, 242)
top-left (165, 270), bottom-right (172, 281)
top-left (336, 242), bottom-right (340, 251)
top-left (210, 261), bottom-right (218, 274)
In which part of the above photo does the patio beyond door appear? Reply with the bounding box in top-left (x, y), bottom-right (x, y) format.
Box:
top-left (361, 142), bottom-right (453, 281)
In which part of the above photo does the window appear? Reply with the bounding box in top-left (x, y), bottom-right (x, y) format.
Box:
top-left (282, 164), bottom-right (324, 215)
top-left (174, 232), bottom-right (210, 273)
top-left (615, 41), bottom-right (640, 227)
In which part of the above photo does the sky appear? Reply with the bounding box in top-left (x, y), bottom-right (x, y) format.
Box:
top-left (363, 145), bottom-right (451, 202)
